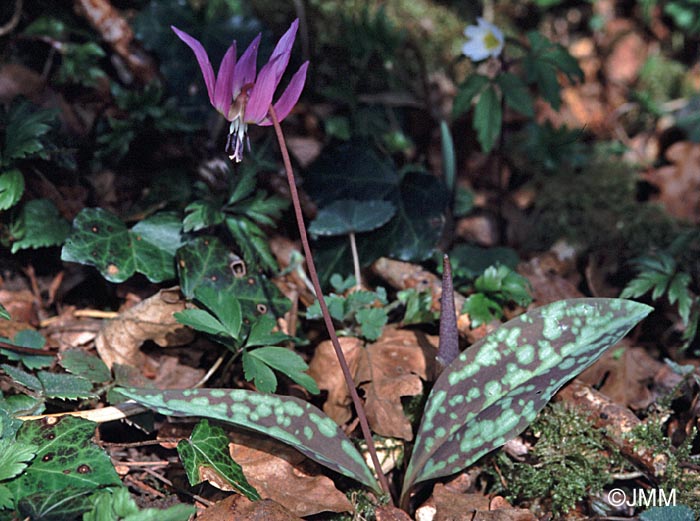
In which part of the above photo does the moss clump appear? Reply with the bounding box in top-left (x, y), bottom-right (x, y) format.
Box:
top-left (494, 403), bottom-right (622, 516)
top-left (630, 416), bottom-right (700, 513)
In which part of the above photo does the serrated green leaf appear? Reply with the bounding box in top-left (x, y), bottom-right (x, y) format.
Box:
top-left (463, 293), bottom-right (502, 327)
top-left (356, 307), bottom-right (388, 341)
top-left (245, 315), bottom-right (291, 348)
top-left (6, 416), bottom-right (120, 510)
top-left (0, 439), bottom-right (37, 480)
top-left (0, 169), bottom-right (24, 211)
top-left (195, 286), bottom-right (242, 339)
top-left (0, 329), bottom-right (53, 370)
top-left (3, 102), bottom-right (57, 164)
top-left (176, 236), bottom-right (290, 317)
top-left (118, 387), bottom-right (380, 492)
top-left (61, 209), bottom-right (183, 283)
top-left (402, 298), bottom-right (652, 497)
top-left (37, 371), bottom-right (95, 400)
top-left (9, 199), bottom-right (70, 253)
top-left (473, 85), bottom-right (502, 153)
top-left (183, 200), bottom-right (224, 232)
top-left (309, 199), bottom-right (396, 236)
top-left (247, 347), bottom-right (319, 394)
top-left (242, 350), bottom-right (278, 392)
top-left (0, 484), bottom-right (12, 510)
top-left (1, 364), bottom-right (42, 392)
top-left (496, 72), bottom-right (534, 117)
top-left (59, 349), bottom-right (111, 383)
top-left (177, 419), bottom-right (260, 500)
top-left (447, 244), bottom-right (520, 281)
top-left (668, 272), bottom-right (692, 324)
top-left (85, 486), bottom-right (195, 521)
top-left (453, 74), bottom-right (490, 118)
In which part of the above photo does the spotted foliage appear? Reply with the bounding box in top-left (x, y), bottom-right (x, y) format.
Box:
top-left (401, 298), bottom-right (652, 496)
top-left (117, 387), bottom-right (381, 493)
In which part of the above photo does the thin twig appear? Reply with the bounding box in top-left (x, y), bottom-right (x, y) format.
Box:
top-left (269, 105), bottom-right (391, 497)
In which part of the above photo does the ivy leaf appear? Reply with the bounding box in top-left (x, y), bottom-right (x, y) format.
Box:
top-left (473, 85), bottom-right (502, 153)
top-left (9, 199), bottom-right (70, 253)
top-left (245, 347), bottom-right (319, 394)
top-left (0, 169), bottom-right (25, 211)
top-left (177, 419), bottom-right (260, 500)
top-left (176, 236), bottom-right (290, 317)
top-left (402, 298), bottom-right (652, 497)
top-left (6, 416), bottom-right (120, 511)
top-left (61, 209), bottom-right (183, 283)
top-left (118, 387), bottom-right (380, 492)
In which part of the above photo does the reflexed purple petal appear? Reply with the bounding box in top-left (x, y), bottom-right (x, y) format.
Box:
top-left (267, 19), bottom-right (299, 84)
top-left (258, 61), bottom-right (308, 126)
top-left (172, 26), bottom-right (215, 105)
top-left (232, 34), bottom-right (261, 97)
top-left (244, 54), bottom-right (286, 124)
top-left (213, 42), bottom-right (237, 116)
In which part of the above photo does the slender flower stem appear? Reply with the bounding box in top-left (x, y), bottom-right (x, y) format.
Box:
top-left (348, 232), bottom-right (362, 290)
top-left (269, 105), bottom-right (392, 497)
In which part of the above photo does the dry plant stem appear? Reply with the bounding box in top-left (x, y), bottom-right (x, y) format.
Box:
top-left (269, 105), bottom-right (391, 497)
top-left (349, 231), bottom-right (362, 290)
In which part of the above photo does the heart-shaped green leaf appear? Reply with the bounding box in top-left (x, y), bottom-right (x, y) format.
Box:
top-left (118, 387), bottom-right (380, 493)
top-left (402, 298), bottom-right (652, 497)
top-left (309, 199), bottom-right (396, 236)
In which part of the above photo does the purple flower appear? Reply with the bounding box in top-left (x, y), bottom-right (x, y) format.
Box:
top-left (172, 20), bottom-right (309, 161)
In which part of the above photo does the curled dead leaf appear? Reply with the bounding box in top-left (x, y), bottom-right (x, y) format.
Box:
top-left (94, 287), bottom-right (194, 369)
top-left (228, 430), bottom-right (353, 517)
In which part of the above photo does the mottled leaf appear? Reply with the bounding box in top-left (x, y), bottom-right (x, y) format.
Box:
top-left (177, 419), bottom-right (260, 500)
top-left (61, 209), bottom-right (183, 283)
top-left (118, 387), bottom-right (380, 492)
top-left (402, 298), bottom-right (652, 496)
top-left (176, 236), bottom-right (290, 317)
top-left (17, 486), bottom-right (96, 521)
top-left (6, 416), bottom-right (120, 509)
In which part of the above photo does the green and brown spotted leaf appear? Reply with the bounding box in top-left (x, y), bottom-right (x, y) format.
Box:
top-left (117, 387), bottom-right (380, 493)
top-left (402, 298), bottom-right (652, 497)
top-left (6, 416), bottom-right (120, 510)
top-left (176, 236), bottom-right (290, 318)
top-left (177, 419), bottom-right (260, 500)
top-left (61, 208), bottom-right (183, 283)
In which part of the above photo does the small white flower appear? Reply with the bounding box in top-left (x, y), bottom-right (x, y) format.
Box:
top-left (462, 17), bottom-right (504, 61)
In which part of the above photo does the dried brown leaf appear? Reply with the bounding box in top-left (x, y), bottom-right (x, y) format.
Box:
top-left (355, 327), bottom-right (437, 440)
top-left (228, 431), bottom-right (353, 517)
top-left (95, 287), bottom-right (193, 369)
top-left (646, 142), bottom-right (700, 222)
top-left (197, 495), bottom-right (302, 521)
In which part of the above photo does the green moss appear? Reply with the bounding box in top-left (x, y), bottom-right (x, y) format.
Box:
top-left (526, 154), bottom-right (678, 259)
top-left (630, 416), bottom-right (700, 513)
top-left (494, 403), bottom-right (622, 516)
